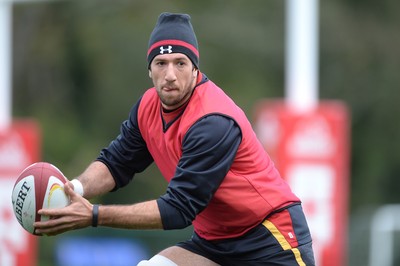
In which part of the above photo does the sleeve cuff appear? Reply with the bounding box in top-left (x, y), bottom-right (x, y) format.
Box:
top-left (156, 197), bottom-right (191, 230)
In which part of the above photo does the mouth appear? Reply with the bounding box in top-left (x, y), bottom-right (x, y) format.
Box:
top-left (162, 86), bottom-right (178, 92)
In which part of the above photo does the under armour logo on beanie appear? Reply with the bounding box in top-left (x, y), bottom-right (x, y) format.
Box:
top-left (147, 13), bottom-right (199, 69)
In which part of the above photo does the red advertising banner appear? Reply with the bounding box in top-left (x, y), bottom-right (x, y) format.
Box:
top-left (254, 100), bottom-right (349, 266)
top-left (0, 120), bottom-right (40, 266)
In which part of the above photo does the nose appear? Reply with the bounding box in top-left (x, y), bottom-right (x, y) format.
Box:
top-left (165, 63), bottom-right (177, 82)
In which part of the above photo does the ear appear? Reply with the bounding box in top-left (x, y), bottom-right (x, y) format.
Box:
top-left (193, 69), bottom-right (198, 77)
top-left (148, 70), bottom-right (152, 78)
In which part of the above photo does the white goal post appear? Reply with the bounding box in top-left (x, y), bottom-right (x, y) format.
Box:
top-left (0, 0), bottom-right (59, 130)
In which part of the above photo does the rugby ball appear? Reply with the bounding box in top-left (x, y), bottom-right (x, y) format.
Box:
top-left (11, 162), bottom-right (69, 235)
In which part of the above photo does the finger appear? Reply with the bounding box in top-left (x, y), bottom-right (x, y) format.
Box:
top-left (64, 182), bottom-right (78, 200)
top-left (64, 181), bottom-right (74, 193)
top-left (37, 208), bottom-right (62, 217)
top-left (35, 214), bottom-right (80, 236)
top-left (34, 213), bottom-right (68, 229)
top-left (34, 231), bottom-right (43, 236)
top-left (34, 213), bottom-right (64, 226)
top-left (35, 223), bottom-right (71, 236)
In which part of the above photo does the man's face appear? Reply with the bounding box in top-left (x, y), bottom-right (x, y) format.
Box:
top-left (149, 53), bottom-right (198, 110)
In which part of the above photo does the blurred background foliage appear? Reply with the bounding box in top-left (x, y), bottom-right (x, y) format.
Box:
top-left (10, 0), bottom-right (400, 264)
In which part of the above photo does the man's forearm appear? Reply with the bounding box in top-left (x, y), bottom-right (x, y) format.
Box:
top-left (98, 200), bottom-right (163, 229)
top-left (76, 161), bottom-right (116, 199)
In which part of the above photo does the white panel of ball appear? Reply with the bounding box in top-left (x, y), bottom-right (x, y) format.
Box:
top-left (41, 176), bottom-right (69, 222)
top-left (11, 174), bottom-right (36, 234)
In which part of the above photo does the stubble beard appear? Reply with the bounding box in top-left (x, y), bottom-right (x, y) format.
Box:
top-left (158, 88), bottom-right (192, 109)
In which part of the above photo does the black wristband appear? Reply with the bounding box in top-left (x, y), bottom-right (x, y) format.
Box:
top-left (92, 204), bottom-right (99, 227)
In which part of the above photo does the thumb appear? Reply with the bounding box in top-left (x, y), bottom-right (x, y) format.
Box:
top-left (64, 182), bottom-right (78, 200)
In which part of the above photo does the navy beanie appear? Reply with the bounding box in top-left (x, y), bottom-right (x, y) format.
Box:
top-left (147, 12), bottom-right (199, 69)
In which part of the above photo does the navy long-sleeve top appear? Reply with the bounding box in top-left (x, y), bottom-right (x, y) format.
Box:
top-left (97, 97), bottom-right (242, 229)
